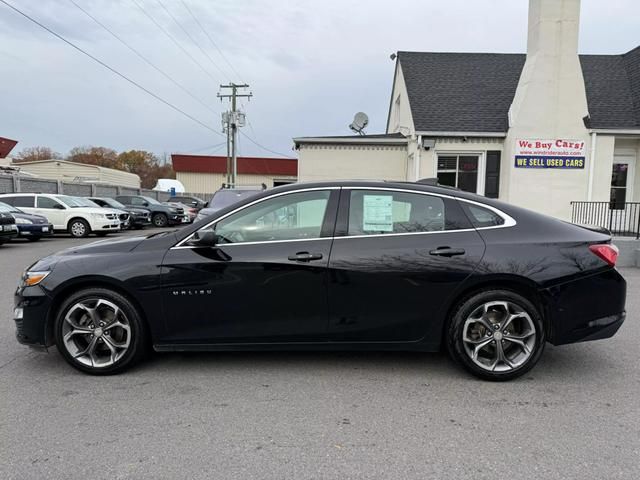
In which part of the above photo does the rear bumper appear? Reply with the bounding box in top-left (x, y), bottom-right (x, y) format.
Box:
top-left (543, 268), bottom-right (627, 346)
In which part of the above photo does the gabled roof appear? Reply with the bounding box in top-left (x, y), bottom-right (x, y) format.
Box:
top-left (395, 47), bottom-right (640, 133)
top-left (171, 154), bottom-right (297, 176)
top-left (0, 136), bottom-right (18, 158)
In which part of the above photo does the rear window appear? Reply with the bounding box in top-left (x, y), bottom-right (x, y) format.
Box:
top-left (461, 203), bottom-right (505, 228)
top-left (2, 196), bottom-right (34, 208)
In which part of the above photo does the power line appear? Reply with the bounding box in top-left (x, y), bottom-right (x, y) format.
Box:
top-left (68, 0), bottom-right (217, 115)
top-left (130, 0), bottom-right (219, 85)
top-left (184, 140), bottom-right (227, 154)
top-left (179, 0), bottom-right (244, 83)
top-left (0, 0), bottom-right (222, 136)
top-left (156, 0), bottom-right (228, 82)
top-left (240, 130), bottom-right (295, 159)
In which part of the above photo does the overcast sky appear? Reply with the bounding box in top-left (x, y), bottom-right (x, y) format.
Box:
top-left (1, 0), bottom-right (638, 160)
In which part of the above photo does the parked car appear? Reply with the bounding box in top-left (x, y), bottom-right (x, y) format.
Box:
top-left (0, 201), bottom-right (53, 241)
top-left (115, 195), bottom-right (185, 227)
top-left (13, 181), bottom-right (626, 379)
top-left (0, 211), bottom-right (18, 245)
top-left (169, 195), bottom-right (207, 212)
top-left (195, 186), bottom-right (265, 222)
top-left (0, 193), bottom-right (120, 238)
top-left (165, 201), bottom-right (197, 223)
top-left (89, 197), bottom-right (152, 229)
top-left (70, 196), bottom-right (130, 230)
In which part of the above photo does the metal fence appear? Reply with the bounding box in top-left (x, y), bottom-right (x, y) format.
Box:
top-left (571, 201), bottom-right (640, 239)
top-left (0, 173), bottom-right (209, 203)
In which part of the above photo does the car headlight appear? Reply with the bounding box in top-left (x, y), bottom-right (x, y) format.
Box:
top-left (90, 213), bottom-right (106, 219)
top-left (22, 271), bottom-right (51, 287)
top-left (15, 217), bottom-right (33, 225)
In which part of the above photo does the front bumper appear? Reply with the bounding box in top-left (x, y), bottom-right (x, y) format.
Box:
top-left (17, 223), bottom-right (54, 237)
top-left (93, 219), bottom-right (121, 231)
top-left (168, 214), bottom-right (186, 225)
top-left (14, 284), bottom-right (52, 347)
top-left (543, 268), bottom-right (627, 346)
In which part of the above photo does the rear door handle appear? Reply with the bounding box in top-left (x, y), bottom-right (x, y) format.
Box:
top-left (288, 252), bottom-right (324, 262)
top-left (429, 247), bottom-right (466, 257)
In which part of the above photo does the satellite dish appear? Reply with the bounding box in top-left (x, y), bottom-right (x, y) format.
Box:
top-left (349, 112), bottom-right (369, 136)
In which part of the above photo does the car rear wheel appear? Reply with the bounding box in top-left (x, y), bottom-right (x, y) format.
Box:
top-left (68, 218), bottom-right (90, 238)
top-left (152, 213), bottom-right (168, 227)
top-left (54, 288), bottom-right (148, 375)
top-left (447, 290), bottom-right (545, 381)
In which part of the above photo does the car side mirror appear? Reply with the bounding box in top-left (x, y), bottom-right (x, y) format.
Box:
top-left (142, 202), bottom-right (149, 207)
top-left (54, 204), bottom-right (65, 210)
top-left (188, 229), bottom-right (219, 247)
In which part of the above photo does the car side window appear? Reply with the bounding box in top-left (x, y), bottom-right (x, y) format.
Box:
top-left (347, 190), bottom-right (470, 236)
top-left (461, 203), bottom-right (505, 228)
top-left (3, 196), bottom-right (34, 208)
top-left (130, 197), bottom-right (146, 206)
top-left (213, 190), bottom-right (331, 243)
top-left (37, 197), bottom-right (63, 209)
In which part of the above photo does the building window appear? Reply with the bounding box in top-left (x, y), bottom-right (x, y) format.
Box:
top-left (437, 155), bottom-right (479, 193)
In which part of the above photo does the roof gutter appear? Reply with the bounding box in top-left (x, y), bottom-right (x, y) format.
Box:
top-left (293, 137), bottom-right (409, 148)
top-left (416, 131), bottom-right (507, 138)
top-left (588, 128), bottom-right (640, 136)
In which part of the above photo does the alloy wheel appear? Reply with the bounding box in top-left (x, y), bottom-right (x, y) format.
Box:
top-left (70, 221), bottom-right (86, 237)
top-left (61, 298), bottom-right (131, 368)
top-left (461, 300), bottom-right (536, 373)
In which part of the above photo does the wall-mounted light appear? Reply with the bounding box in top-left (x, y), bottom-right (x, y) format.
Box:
top-left (422, 138), bottom-right (436, 150)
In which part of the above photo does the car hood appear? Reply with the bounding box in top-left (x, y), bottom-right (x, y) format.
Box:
top-left (57, 234), bottom-right (149, 255)
top-left (12, 212), bottom-right (49, 223)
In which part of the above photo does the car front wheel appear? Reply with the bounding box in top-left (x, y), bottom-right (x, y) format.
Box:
top-left (68, 218), bottom-right (90, 238)
top-left (447, 290), bottom-right (545, 381)
top-left (152, 213), bottom-right (168, 227)
top-left (54, 288), bottom-right (148, 375)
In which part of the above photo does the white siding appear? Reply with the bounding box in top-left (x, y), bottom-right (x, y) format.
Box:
top-left (12, 160), bottom-right (140, 188)
top-left (177, 172), bottom-right (297, 194)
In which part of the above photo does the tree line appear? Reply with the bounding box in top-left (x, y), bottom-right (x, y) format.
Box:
top-left (14, 146), bottom-right (175, 189)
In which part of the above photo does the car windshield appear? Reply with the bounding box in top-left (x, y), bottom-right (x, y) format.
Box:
top-left (72, 197), bottom-right (101, 208)
top-left (58, 196), bottom-right (86, 208)
top-left (0, 201), bottom-right (20, 214)
top-left (141, 196), bottom-right (161, 205)
top-left (209, 189), bottom-right (262, 211)
top-left (102, 198), bottom-right (126, 209)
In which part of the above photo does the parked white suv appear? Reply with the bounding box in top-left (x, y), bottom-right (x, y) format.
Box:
top-left (0, 193), bottom-right (121, 238)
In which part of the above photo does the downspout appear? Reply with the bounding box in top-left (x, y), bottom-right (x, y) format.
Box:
top-left (587, 132), bottom-right (597, 200)
top-left (415, 135), bottom-right (422, 181)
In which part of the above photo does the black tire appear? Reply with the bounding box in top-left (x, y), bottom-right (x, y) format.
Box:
top-left (68, 218), bottom-right (91, 238)
top-left (26, 236), bottom-right (42, 242)
top-left (152, 213), bottom-right (168, 228)
top-left (446, 289), bottom-right (545, 381)
top-left (54, 288), bottom-right (148, 375)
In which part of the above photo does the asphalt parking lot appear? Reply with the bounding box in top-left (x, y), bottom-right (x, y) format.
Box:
top-left (1, 230), bottom-right (639, 480)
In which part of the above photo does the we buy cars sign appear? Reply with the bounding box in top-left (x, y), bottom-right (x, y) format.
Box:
top-left (514, 139), bottom-right (586, 169)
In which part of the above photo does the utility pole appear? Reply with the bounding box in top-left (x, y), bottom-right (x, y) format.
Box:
top-left (218, 83), bottom-right (252, 187)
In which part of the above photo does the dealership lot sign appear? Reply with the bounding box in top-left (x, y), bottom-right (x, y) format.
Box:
top-left (514, 139), bottom-right (586, 169)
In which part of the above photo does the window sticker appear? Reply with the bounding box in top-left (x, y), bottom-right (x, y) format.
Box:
top-left (363, 194), bottom-right (393, 232)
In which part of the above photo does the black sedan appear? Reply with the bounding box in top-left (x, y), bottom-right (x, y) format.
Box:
top-left (13, 181), bottom-right (626, 380)
top-left (0, 202), bottom-right (53, 241)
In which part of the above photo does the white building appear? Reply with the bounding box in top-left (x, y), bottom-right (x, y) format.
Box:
top-left (295, 0), bottom-right (640, 225)
top-left (10, 159), bottom-right (141, 188)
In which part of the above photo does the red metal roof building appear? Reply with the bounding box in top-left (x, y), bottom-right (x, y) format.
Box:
top-left (171, 154), bottom-right (298, 194)
top-left (0, 137), bottom-right (18, 159)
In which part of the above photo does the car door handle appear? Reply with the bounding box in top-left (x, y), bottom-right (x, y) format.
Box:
top-left (288, 252), bottom-right (323, 262)
top-left (429, 247), bottom-right (466, 257)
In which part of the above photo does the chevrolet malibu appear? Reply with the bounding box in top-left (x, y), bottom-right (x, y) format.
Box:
top-left (13, 181), bottom-right (626, 380)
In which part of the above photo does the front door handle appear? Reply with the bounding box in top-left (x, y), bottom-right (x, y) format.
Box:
top-left (288, 252), bottom-right (323, 262)
top-left (429, 246), bottom-right (466, 257)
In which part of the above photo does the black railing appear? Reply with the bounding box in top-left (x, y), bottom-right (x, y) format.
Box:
top-left (571, 201), bottom-right (640, 239)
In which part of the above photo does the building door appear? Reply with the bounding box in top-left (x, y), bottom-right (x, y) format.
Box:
top-left (609, 155), bottom-right (636, 234)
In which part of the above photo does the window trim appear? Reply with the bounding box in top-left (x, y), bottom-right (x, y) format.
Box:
top-left (434, 151), bottom-right (486, 195)
top-left (172, 186), bottom-right (516, 249)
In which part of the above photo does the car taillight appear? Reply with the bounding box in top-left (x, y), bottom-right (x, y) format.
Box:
top-left (589, 244), bottom-right (619, 266)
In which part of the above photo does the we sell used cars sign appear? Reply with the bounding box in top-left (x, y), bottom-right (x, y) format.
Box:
top-left (514, 139), bottom-right (586, 169)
